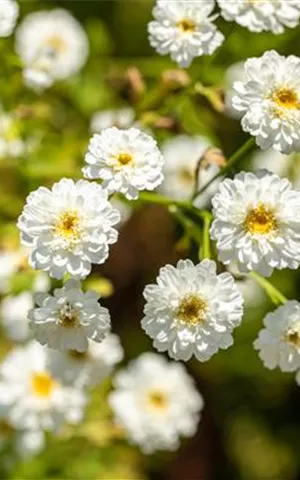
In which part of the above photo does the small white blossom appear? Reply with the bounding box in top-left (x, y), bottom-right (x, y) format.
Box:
top-left (148, 0), bottom-right (224, 68)
top-left (252, 149), bottom-right (300, 188)
top-left (90, 108), bottom-right (135, 133)
top-left (16, 9), bottom-right (89, 91)
top-left (254, 301), bottom-right (300, 372)
top-left (0, 0), bottom-right (19, 37)
top-left (141, 259), bottom-right (243, 362)
top-left (210, 170), bottom-right (300, 277)
top-left (83, 127), bottom-right (164, 200)
top-left (0, 341), bottom-right (87, 431)
top-left (17, 178), bottom-right (120, 279)
top-left (0, 292), bottom-right (33, 342)
top-left (109, 353), bottom-right (204, 453)
top-left (48, 334), bottom-right (124, 388)
top-left (232, 50), bottom-right (300, 154)
top-left (217, 0), bottom-right (300, 34)
top-left (28, 279), bottom-right (111, 353)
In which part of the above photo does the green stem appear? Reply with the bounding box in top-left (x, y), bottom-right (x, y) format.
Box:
top-left (138, 191), bottom-right (190, 209)
top-left (250, 272), bottom-right (287, 306)
top-left (200, 212), bottom-right (212, 260)
top-left (192, 137), bottom-right (256, 203)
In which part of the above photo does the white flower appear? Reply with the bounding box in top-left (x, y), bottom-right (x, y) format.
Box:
top-left (0, 111), bottom-right (25, 158)
top-left (15, 430), bottom-right (45, 458)
top-left (48, 333), bottom-right (124, 388)
top-left (232, 50), bottom-right (300, 154)
top-left (224, 61), bottom-right (246, 119)
top-left (28, 279), bottom-right (111, 353)
top-left (0, 292), bottom-right (33, 342)
top-left (141, 259), bottom-right (243, 362)
top-left (83, 127), bottom-right (164, 200)
top-left (110, 198), bottom-right (132, 229)
top-left (254, 301), bottom-right (300, 372)
top-left (210, 170), bottom-right (300, 277)
top-left (148, 0), bottom-right (224, 68)
top-left (217, 0), bottom-right (300, 34)
top-left (251, 149), bottom-right (300, 188)
top-left (17, 178), bottom-right (120, 279)
top-left (90, 108), bottom-right (135, 133)
top-left (109, 352), bottom-right (204, 453)
top-left (0, 341), bottom-right (87, 431)
top-left (0, 0), bottom-right (18, 37)
top-left (16, 9), bottom-right (89, 91)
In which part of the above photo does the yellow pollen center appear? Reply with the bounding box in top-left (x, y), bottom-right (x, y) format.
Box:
top-left (180, 168), bottom-right (194, 185)
top-left (117, 153), bottom-right (133, 166)
top-left (271, 88), bottom-right (300, 110)
top-left (177, 18), bottom-right (195, 33)
top-left (285, 328), bottom-right (300, 348)
top-left (54, 211), bottom-right (81, 241)
top-left (31, 372), bottom-right (56, 398)
top-left (177, 294), bottom-right (207, 326)
top-left (59, 305), bottom-right (79, 329)
top-left (68, 349), bottom-right (88, 360)
top-left (45, 35), bottom-right (66, 53)
top-left (147, 390), bottom-right (168, 411)
top-left (244, 204), bottom-right (278, 236)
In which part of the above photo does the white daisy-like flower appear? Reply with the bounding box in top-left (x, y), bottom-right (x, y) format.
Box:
top-left (148, 0), bottom-right (224, 68)
top-left (17, 178), bottom-right (120, 279)
top-left (210, 170), bottom-right (300, 277)
top-left (0, 292), bottom-right (33, 342)
top-left (254, 301), bottom-right (300, 372)
top-left (252, 149), bottom-right (300, 188)
top-left (15, 9), bottom-right (89, 91)
top-left (0, 341), bottom-right (87, 431)
top-left (141, 259), bottom-right (243, 362)
top-left (109, 352), bottom-right (203, 453)
top-left (83, 127), bottom-right (164, 200)
top-left (90, 108), bottom-right (135, 133)
top-left (217, 0), bottom-right (300, 34)
top-left (232, 50), bottom-right (300, 154)
top-left (28, 279), bottom-right (111, 353)
top-left (48, 333), bottom-right (124, 388)
top-left (0, 0), bottom-right (19, 37)
top-left (0, 111), bottom-right (25, 158)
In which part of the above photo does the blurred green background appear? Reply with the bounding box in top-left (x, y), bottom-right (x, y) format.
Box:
top-left (1, 1), bottom-right (300, 479)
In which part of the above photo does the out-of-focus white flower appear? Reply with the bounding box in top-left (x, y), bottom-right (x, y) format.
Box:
top-left (141, 259), bottom-right (243, 362)
top-left (226, 263), bottom-right (265, 308)
top-left (224, 61), bottom-right (246, 119)
top-left (110, 198), bottom-right (132, 229)
top-left (16, 9), bottom-right (89, 91)
top-left (28, 279), bottom-right (111, 353)
top-left (0, 341), bottom-right (87, 431)
top-left (90, 108), bottom-right (135, 133)
top-left (0, 292), bottom-right (33, 342)
top-left (48, 333), bottom-right (124, 388)
top-left (15, 430), bottom-right (45, 458)
top-left (0, 0), bottom-right (19, 37)
top-left (210, 170), bottom-right (300, 277)
top-left (109, 352), bottom-right (204, 453)
top-left (217, 0), bottom-right (300, 34)
top-left (232, 51), bottom-right (300, 154)
top-left (251, 149), bottom-right (300, 188)
top-left (83, 127), bottom-right (164, 200)
top-left (0, 112), bottom-right (25, 158)
top-left (254, 301), bottom-right (300, 372)
top-left (17, 178), bottom-right (120, 279)
top-left (148, 0), bottom-right (224, 68)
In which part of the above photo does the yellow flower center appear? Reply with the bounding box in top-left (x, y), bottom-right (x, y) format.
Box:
top-left (285, 327), bottom-right (300, 348)
top-left (244, 204), bottom-right (278, 236)
top-left (177, 18), bottom-right (195, 33)
top-left (31, 372), bottom-right (56, 398)
top-left (180, 168), bottom-right (194, 185)
top-left (45, 35), bottom-right (66, 53)
top-left (59, 304), bottom-right (79, 329)
top-left (147, 390), bottom-right (168, 411)
top-left (177, 294), bottom-right (208, 326)
top-left (68, 350), bottom-right (88, 360)
top-left (271, 87), bottom-right (300, 110)
top-left (117, 153), bottom-right (133, 166)
top-left (54, 211), bottom-right (81, 242)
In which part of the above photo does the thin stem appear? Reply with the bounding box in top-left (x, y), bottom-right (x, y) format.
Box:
top-left (192, 137), bottom-right (256, 203)
top-left (250, 272), bottom-right (287, 306)
top-left (138, 191), bottom-right (190, 210)
top-left (200, 212), bottom-right (212, 260)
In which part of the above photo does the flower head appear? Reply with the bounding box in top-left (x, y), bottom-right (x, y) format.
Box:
top-left (232, 51), bottom-right (300, 154)
top-left (48, 333), bottom-right (124, 387)
top-left (1, 292), bottom-right (33, 342)
top-left (0, 0), bottom-right (19, 37)
top-left (0, 342), bottom-right (87, 431)
top-left (83, 127), bottom-right (164, 200)
top-left (148, 0), bottom-right (224, 68)
top-left (16, 9), bottom-right (88, 91)
top-left (141, 259), bottom-right (243, 362)
top-left (109, 353), bottom-right (204, 453)
top-left (90, 108), bottom-right (135, 133)
top-left (28, 279), bottom-right (111, 353)
top-left (210, 170), bottom-right (300, 277)
top-left (217, 0), bottom-right (300, 34)
top-left (254, 301), bottom-right (300, 372)
top-left (17, 179), bottom-right (120, 279)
